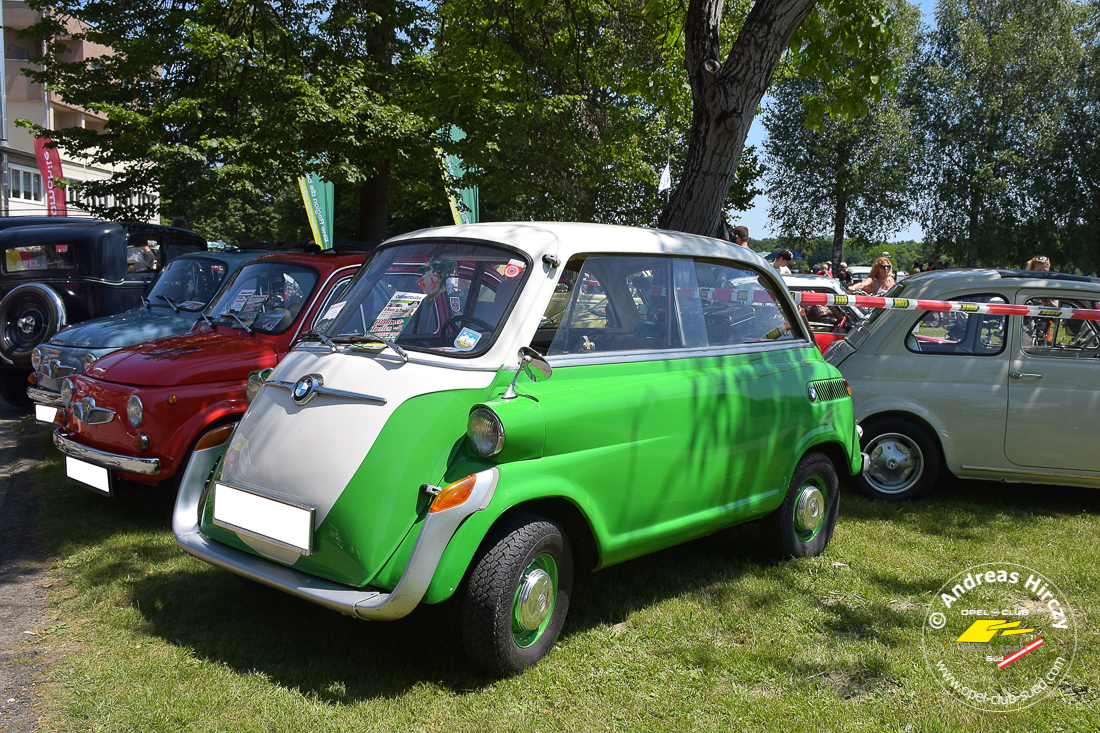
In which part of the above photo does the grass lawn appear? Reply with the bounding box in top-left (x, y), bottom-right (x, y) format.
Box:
top-left (25, 433), bottom-right (1100, 732)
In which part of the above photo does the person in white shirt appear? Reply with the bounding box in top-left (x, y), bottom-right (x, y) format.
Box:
top-left (773, 249), bottom-right (793, 275)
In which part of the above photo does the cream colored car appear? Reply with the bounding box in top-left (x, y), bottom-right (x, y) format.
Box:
top-left (827, 269), bottom-right (1100, 500)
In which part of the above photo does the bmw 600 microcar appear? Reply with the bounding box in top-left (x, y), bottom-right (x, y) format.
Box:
top-left (172, 223), bottom-right (864, 676)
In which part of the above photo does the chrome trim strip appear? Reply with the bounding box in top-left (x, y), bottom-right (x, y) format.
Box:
top-left (292, 342), bottom-right (503, 371)
top-left (961, 464), bottom-right (1100, 480)
top-left (71, 397), bottom-right (115, 425)
top-left (28, 386), bottom-right (63, 407)
top-left (53, 429), bottom-right (161, 475)
top-left (173, 460), bottom-right (498, 621)
top-left (546, 339), bottom-right (814, 368)
top-left (211, 482), bottom-right (317, 556)
top-left (266, 379), bottom-right (387, 405)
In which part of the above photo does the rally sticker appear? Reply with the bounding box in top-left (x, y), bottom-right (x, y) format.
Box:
top-left (454, 327), bottom-right (482, 351)
top-left (450, 296), bottom-right (462, 313)
top-left (178, 301), bottom-right (206, 311)
top-left (369, 292), bottom-right (426, 341)
top-left (503, 259), bottom-right (524, 278)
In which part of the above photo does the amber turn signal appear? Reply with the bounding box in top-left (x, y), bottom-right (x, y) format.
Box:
top-left (428, 474), bottom-right (477, 513)
top-left (194, 423), bottom-right (236, 452)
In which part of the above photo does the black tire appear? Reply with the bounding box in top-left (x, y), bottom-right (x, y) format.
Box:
top-left (461, 514), bottom-right (573, 677)
top-left (854, 417), bottom-right (941, 501)
top-left (763, 451), bottom-right (840, 559)
top-left (0, 372), bottom-right (32, 408)
top-left (0, 284), bottom-right (67, 367)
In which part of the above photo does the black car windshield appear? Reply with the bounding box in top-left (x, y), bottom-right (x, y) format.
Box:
top-left (315, 240), bottom-right (529, 357)
top-left (204, 262), bottom-right (319, 334)
top-left (146, 257), bottom-right (230, 311)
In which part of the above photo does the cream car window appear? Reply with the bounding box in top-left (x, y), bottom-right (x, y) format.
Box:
top-left (1021, 296), bottom-right (1100, 358)
top-left (905, 294), bottom-right (1007, 356)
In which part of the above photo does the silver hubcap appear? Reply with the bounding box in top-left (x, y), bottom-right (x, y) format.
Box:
top-left (866, 432), bottom-right (924, 493)
top-left (795, 485), bottom-right (825, 532)
top-left (514, 568), bottom-right (553, 631)
top-left (18, 315), bottom-right (36, 334)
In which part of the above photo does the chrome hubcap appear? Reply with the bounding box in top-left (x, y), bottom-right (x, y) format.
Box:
top-left (867, 433), bottom-right (924, 493)
top-left (795, 485), bottom-right (825, 532)
top-left (18, 315), bottom-right (36, 334)
top-left (514, 568), bottom-right (554, 631)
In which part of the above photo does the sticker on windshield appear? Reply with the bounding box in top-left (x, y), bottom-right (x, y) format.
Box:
top-left (178, 301), bottom-right (206, 311)
top-left (503, 259), bottom-right (524, 278)
top-left (228, 289), bottom-right (255, 313)
top-left (369, 291), bottom-right (427, 341)
top-left (315, 301), bottom-right (347, 331)
top-left (417, 269), bottom-right (445, 299)
top-left (238, 294), bottom-right (269, 322)
top-left (454, 327), bottom-right (482, 351)
top-left (450, 296), bottom-right (461, 313)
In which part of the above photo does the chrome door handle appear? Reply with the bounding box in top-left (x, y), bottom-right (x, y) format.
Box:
top-left (1010, 372), bottom-right (1042, 379)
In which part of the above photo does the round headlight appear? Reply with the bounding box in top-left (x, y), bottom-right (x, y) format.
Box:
top-left (246, 372), bottom-right (264, 403)
top-left (127, 394), bottom-right (144, 428)
top-left (60, 378), bottom-right (74, 407)
top-left (82, 353), bottom-right (97, 372)
top-left (467, 407), bottom-right (505, 457)
top-left (30, 347), bottom-right (43, 371)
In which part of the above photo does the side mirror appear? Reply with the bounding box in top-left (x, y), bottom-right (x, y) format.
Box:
top-left (504, 346), bottom-right (552, 399)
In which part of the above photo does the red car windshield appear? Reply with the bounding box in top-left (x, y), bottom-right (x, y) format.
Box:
top-left (316, 241), bottom-right (529, 357)
top-left (204, 262), bottom-right (319, 334)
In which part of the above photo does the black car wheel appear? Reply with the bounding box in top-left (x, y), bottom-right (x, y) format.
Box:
top-left (763, 451), bottom-right (840, 559)
top-left (854, 417), bottom-right (941, 501)
top-left (0, 284), bottom-right (67, 367)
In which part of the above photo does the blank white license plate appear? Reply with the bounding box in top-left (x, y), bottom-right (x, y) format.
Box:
top-left (66, 457), bottom-right (110, 495)
top-left (35, 405), bottom-right (58, 424)
top-left (212, 483), bottom-right (314, 554)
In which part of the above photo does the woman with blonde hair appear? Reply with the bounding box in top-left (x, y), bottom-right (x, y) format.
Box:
top-left (1026, 256), bottom-right (1050, 271)
top-left (849, 257), bottom-right (896, 295)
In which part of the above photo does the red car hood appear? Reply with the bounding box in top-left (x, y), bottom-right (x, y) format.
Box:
top-left (86, 329), bottom-right (280, 387)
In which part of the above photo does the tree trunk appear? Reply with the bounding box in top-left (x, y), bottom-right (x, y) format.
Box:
top-left (831, 142), bottom-right (850, 268)
top-left (358, 160), bottom-right (391, 242)
top-left (658, 0), bottom-right (819, 238)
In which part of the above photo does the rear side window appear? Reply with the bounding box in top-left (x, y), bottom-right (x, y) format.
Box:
top-left (3, 243), bottom-right (76, 273)
top-left (532, 254), bottom-right (800, 356)
top-left (906, 294), bottom-right (1006, 355)
top-left (1021, 296), bottom-right (1100, 358)
top-left (125, 235), bottom-right (162, 276)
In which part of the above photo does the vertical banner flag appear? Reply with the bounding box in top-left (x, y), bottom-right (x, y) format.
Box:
top-left (435, 126), bottom-right (480, 225)
top-left (34, 138), bottom-right (68, 217)
top-left (297, 173), bottom-right (334, 249)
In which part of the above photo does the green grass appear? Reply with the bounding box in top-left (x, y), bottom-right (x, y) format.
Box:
top-left (26, 439), bottom-right (1100, 732)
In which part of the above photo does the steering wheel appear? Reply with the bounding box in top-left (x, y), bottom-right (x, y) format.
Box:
top-left (442, 315), bottom-right (494, 334)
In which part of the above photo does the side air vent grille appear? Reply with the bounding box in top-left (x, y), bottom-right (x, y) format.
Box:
top-left (807, 378), bottom-right (849, 403)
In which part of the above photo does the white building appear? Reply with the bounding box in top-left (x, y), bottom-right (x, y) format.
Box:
top-left (1, 1), bottom-right (155, 219)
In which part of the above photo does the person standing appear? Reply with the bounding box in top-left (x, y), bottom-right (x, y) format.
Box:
top-left (835, 262), bottom-right (852, 288)
top-left (849, 257), bottom-right (896, 294)
top-left (1026, 256), bottom-right (1050, 271)
top-left (732, 226), bottom-right (749, 248)
top-left (773, 250), bottom-right (793, 275)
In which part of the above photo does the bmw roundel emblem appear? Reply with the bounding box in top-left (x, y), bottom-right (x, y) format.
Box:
top-left (292, 374), bottom-right (324, 405)
top-left (807, 385), bottom-right (818, 402)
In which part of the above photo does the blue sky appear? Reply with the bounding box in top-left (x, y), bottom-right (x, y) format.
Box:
top-left (737, 0), bottom-right (936, 243)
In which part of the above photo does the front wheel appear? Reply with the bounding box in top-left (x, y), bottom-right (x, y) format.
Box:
top-left (461, 514), bottom-right (573, 677)
top-left (763, 451), bottom-right (840, 559)
top-left (853, 417), bottom-right (941, 501)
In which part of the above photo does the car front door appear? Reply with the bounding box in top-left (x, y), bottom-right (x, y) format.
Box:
top-left (1005, 292), bottom-right (1100, 473)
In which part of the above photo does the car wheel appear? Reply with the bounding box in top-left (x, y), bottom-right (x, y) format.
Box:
top-left (461, 514), bottom-right (573, 677)
top-left (0, 284), bottom-right (67, 367)
top-left (763, 451), bottom-right (840, 559)
top-left (0, 372), bottom-right (32, 408)
top-left (854, 417), bottom-right (941, 501)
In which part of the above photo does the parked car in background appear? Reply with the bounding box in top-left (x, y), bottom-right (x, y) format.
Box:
top-left (827, 269), bottom-right (1100, 500)
top-left (170, 222), bottom-right (863, 676)
top-left (783, 273), bottom-right (866, 353)
top-left (52, 250), bottom-right (367, 491)
top-left (28, 250), bottom-right (270, 423)
top-left (0, 220), bottom-right (206, 404)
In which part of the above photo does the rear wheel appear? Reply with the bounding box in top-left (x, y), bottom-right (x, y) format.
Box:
top-left (0, 284), bottom-right (67, 367)
top-left (763, 451), bottom-right (840, 559)
top-left (461, 514), bottom-right (572, 676)
top-left (854, 417), bottom-right (941, 501)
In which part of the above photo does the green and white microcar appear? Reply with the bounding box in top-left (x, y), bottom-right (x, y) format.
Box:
top-left (173, 223), bottom-right (865, 675)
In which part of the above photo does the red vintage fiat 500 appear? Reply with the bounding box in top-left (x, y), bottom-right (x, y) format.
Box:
top-left (53, 250), bottom-right (368, 494)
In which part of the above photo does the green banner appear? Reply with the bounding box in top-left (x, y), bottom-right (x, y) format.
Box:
top-left (436, 126), bottom-right (479, 225)
top-left (298, 173), bottom-right (334, 249)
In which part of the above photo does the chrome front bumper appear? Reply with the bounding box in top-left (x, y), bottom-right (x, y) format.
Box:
top-left (53, 429), bottom-right (161, 475)
top-left (172, 443), bottom-right (498, 621)
top-left (28, 386), bottom-right (64, 408)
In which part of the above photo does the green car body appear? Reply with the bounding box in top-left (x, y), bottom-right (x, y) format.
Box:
top-left (174, 222), bottom-right (863, 675)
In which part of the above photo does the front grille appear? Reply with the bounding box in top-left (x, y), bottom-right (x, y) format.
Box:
top-left (807, 378), bottom-right (848, 403)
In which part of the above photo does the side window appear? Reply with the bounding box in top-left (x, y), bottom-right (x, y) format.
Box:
top-left (906, 294), bottom-right (1006, 355)
top-left (1021, 296), bottom-right (1100, 357)
top-left (312, 277), bottom-right (354, 330)
top-left (687, 260), bottom-right (800, 346)
top-left (3, 243), bottom-right (75, 273)
top-left (125, 235), bottom-right (162, 277)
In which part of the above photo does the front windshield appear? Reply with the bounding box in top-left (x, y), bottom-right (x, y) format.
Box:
top-left (146, 257), bottom-right (230, 311)
top-left (315, 240), bottom-right (529, 357)
top-left (204, 262), bottom-right (319, 334)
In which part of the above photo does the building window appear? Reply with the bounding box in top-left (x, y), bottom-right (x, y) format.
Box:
top-left (10, 166), bottom-right (42, 201)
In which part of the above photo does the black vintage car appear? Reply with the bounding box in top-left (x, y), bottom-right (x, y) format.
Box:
top-left (0, 219), bottom-right (206, 405)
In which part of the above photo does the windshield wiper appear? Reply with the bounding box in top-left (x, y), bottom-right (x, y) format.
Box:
top-left (333, 333), bottom-right (409, 363)
top-left (198, 312), bottom-right (214, 327)
top-left (300, 330), bottom-right (339, 353)
top-left (140, 295), bottom-right (152, 309)
top-left (215, 310), bottom-right (253, 333)
top-left (156, 294), bottom-right (181, 313)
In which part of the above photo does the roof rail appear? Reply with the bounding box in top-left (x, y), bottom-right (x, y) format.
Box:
top-left (995, 269), bottom-right (1100, 285)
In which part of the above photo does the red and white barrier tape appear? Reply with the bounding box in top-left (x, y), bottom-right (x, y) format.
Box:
top-left (791, 292), bottom-right (1100, 322)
